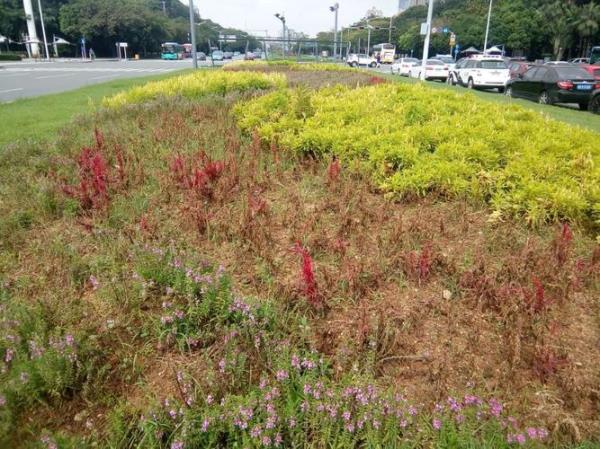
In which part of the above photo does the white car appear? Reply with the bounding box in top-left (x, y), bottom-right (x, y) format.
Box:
top-left (408, 59), bottom-right (449, 81)
top-left (435, 54), bottom-right (456, 72)
top-left (346, 53), bottom-right (377, 68)
top-left (455, 57), bottom-right (510, 91)
top-left (391, 57), bottom-right (420, 76)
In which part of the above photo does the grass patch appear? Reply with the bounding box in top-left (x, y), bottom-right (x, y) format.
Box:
top-left (0, 70), bottom-right (191, 148)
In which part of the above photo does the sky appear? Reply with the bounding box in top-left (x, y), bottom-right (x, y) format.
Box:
top-left (188, 1), bottom-right (400, 37)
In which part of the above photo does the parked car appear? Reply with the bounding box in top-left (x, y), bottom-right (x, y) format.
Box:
top-left (447, 58), bottom-right (468, 85)
top-left (455, 57), bottom-right (510, 91)
top-left (580, 64), bottom-right (600, 81)
top-left (506, 64), bottom-right (598, 110)
top-left (508, 60), bottom-right (532, 79)
top-left (196, 51), bottom-right (206, 61)
top-left (408, 59), bottom-right (448, 81)
top-left (244, 52), bottom-right (255, 61)
top-left (569, 58), bottom-right (590, 64)
top-left (211, 50), bottom-right (224, 61)
top-left (223, 52), bottom-right (233, 59)
top-left (591, 88), bottom-right (600, 114)
top-left (435, 54), bottom-right (456, 71)
top-left (391, 57), bottom-right (419, 76)
top-left (346, 53), bottom-right (377, 68)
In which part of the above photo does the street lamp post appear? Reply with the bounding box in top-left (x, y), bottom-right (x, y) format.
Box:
top-left (329, 3), bottom-right (339, 59)
top-left (483, 0), bottom-right (493, 54)
top-left (366, 19), bottom-right (372, 56)
top-left (188, 0), bottom-right (198, 68)
top-left (420, 0), bottom-right (435, 81)
top-left (36, 0), bottom-right (50, 60)
top-left (275, 13), bottom-right (286, 56)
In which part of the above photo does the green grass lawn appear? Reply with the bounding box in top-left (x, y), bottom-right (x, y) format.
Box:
top-left (383, 71), bottom-right (600, 133)
top-left (0, 70), bottom-right (190, 148)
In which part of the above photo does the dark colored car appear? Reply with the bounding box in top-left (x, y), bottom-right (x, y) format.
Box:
top-left (223, 52), bottom-right (233, 59)
top-left (506, 65), bottom-right (598, 110)
top-left (508, 60), bottom-right (531, 79)
top-left (591, 89), bottom-right (600, 114)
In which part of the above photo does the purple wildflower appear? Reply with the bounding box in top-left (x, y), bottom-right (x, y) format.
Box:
top-left (171, 441), bottom-right (184, 449)
top-left (432, 418), bottom-right (442, 430)
top-left (89, 275), bottom-right (99, 290)
top-left (201, 418), bottom-right (210, 432)
top-left (489, 398), bottom-right (503, 418)
top-left (276, 370), bottom-right (289, 381)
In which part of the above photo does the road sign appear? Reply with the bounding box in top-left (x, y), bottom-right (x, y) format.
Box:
top-left (420, 22), bottom-right (428, 36)
top-left (443, 27), bottom-right (449, 33)
top-left (449, 34), bottom-right (456, 46)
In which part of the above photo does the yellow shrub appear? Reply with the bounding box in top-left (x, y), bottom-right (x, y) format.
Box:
top-left (234, 83), bottom-right (600, 228)
top-left (102, 70), bottom-right (286, 108)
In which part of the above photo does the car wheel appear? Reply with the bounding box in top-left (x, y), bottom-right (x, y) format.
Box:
top-left (467, 78), bottom-right (474, 89)
top-left (447, 75), bottom-right (454, 86)
top-left (505, 86), bottom-right (513, 97)
top-left (351, 62), bottom-right (358, 68)
top-left (369, 62), bottom-right (376, 68)
top-left (591, 95), bottom-right (600, 114)
top-left (538, 91), bottom-right (552, 105)
top-left (497, 87), bottom-right (505, 93)
top-left (579, 102), bottom-right (589, 111)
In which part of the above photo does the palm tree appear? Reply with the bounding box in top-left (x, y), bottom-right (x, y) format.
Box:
top-left (540, 0), bottom-right (578, 60)
top-left (573, 2), bottom-right (600, 57)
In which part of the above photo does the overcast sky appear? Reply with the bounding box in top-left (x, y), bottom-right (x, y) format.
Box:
top-left (189, 1), bottom-right (399, 37)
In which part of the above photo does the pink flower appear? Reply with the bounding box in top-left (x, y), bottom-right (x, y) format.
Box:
top-left (4, 348), bottom-right (14, 363)
top-left (276, 370), bottom-right (289, 381)
top-left (526, 427), bottom-right (538, 439)
top-left (432, 418), bottom-right (442, 430)
top-left (201, 418), bottom-right (210, 432)
top-left (171, 442), bottom-right (184, 449)
top-left (489, 398), bottom-right (503, 417)
top-left (89, 275), bottom-right (99, 290)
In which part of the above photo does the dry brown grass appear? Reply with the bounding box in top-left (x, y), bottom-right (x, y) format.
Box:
top-left (3, 72), bottom-right (599, 443)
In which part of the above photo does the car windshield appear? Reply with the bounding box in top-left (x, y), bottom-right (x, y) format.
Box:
top-left (427, 60), bottom-right (444, 65)
top-left (437, 56), bottom-right (454, 63)
top-left (479, 60), bottom-right (508, 69)
top-left (555, 67), bottom-right (594, 79)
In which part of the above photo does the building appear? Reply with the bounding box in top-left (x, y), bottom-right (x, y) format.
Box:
top-left (399, 0), bottom-right (427, 12)
top-left (398, 0), bottom-right (410, 12)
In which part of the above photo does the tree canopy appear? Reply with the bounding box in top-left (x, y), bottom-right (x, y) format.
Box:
top-left (1, 0), bottom-right (258, 57)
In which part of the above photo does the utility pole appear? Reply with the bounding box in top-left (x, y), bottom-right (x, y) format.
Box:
top-left (389, 15), bottom-right (393, 43)
top-left (366, 18), bottom-right (371, 56)
top-left (36, 0), bottom-right (50, 60)
top-left (22, 0), bottom-right (40, 57)
top-left (188, 0), bottom-right (198, 68)
top-left (329, 3), bottom-right (339, 59)
top-left (420, 0), bottom-right (434, 81)
top-left (483, 0), bottom-right (493, 54)
top-left (275, 13), bottom-right (286, 56)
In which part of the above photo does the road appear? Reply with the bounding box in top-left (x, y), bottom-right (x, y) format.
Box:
top-left (0, 59), bottom-right (219, 103)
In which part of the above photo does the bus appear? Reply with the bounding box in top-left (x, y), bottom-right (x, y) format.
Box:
top-left (372, 43), bottom-right (396, 64)
top-left (590, 46), bottom-right (600, 64)
top-left (161, 42), bottom-right (184, 60)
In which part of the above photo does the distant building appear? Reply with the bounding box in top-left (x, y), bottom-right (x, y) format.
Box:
top-left (398, 0), bottom-right (410, 12)
top-left (399, 0), bottom-right (427, 12)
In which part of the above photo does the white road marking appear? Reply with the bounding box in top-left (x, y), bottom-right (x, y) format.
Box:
top-left (0, 88), bottom-right (24, 94)
top-left (35, 73), bottom-right (77, 80)
top-left (88, 74), bottom-right (118, 80)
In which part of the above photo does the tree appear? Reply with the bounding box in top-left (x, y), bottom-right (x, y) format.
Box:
top-left (573, 1), bottom-right (600, 56)
top-left (59, 0), bottom-right (172, 56)
top-left (364, 7), bottom-right (383, 19)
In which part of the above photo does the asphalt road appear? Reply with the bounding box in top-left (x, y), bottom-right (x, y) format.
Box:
top-left (0, 58), bottom-right (219, 103)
